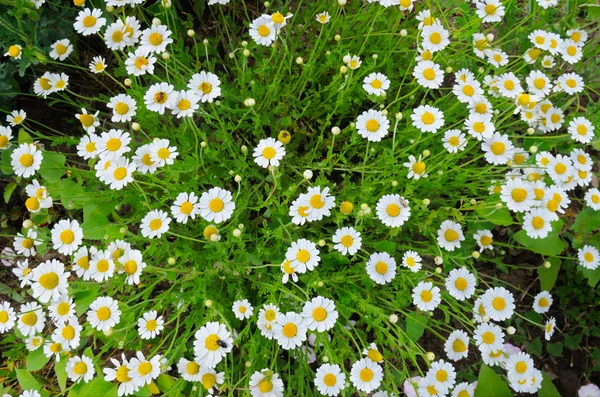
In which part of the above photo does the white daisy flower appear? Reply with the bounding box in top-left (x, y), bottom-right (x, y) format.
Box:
top-left (473, 322), bottom-right (504, 353)
top-left (48, 72), bottom-right (69, 92)
top-left (27, 336), bottom-right (44, 352)
top-left (89, 55), bottom-right (106, 74)
top-left (125, 48), bottom-right (156, 76)
top-left (250, 16), bottom-right (277, 46)
top-left (0, 301), bottom-right (16, 333)
top-left (232, 299), bottom-right (254, 320)
top-left (314, 363), bottom-right (346, 396)
top-left (496, 72), bottom-right (523, 98)
top-left (281, 260), bottom-right (299, 284)
top-left (138, 310), bottom-right (164, 340)
top-left (0, 125), bottom-right (13, 150)
top-left (366, 252), bottom-right (397, 285)
top-left (363, 72), bottom-right (390, 96)
top-left (193, 321), bottom-right (233, 368)
top-left (13, 259), bottom-right (34, 287)
top-left (103, 355), bottom-right (137, 396)
top-left (119, 248), bottom-right (146, 285)
top-left (108, 94), bottom-right (137, 123)
top-left (544, 317), bottom-right (556, 341)
top-left (402, 250), bottom-right (422, 272)
top-left (52, 318), bottom-right (82, 350)
top-left (453, 79), bottom-right (484, 104)
top-left (48, 295), bottom-right (75, 325)
top-left (144, 82), bottom-right (176, 114)
top-left (355, 109), bottom-right (390, 142)
top-left (532, 291), bottom-right (552, 314)
top-left (249, 369), bottom-right (285, 397)
top-left (486, 49), bottom-right (509, 67)
top-left (482, 133), bottom-right (514, 165)
top-left (49, 39), bottom-right (73, 61)
top-left (332, 227), bottom-right (362, 256)
top-left (104, 22), bottom-right (129, 51)
top-left (411, 105), bottom-right (445, 133)
top-left (315, 11), bottom-right (331, 24)
top-left (403, 154), bottom-right (429, 180)
top-left (578, 245), bottom-right (599, 270)
top-left (301, 296), bottom-right (338, 332)
top-left (149, 138), bottom-right (178, 167)
top-left (51, 219), bottom-right (83, 255)
top-left (557, 72), bottom-right (584, 95)
top-left (97, 129), bottom-right (132, 159)
top-left (506, 352), bottom-right (534, 383)
top-left (171, 192), bottom-right (200, 224)
top-left (522, 208), bottom-right (554, 239)
top-left (445, 268), bottom-right (477, 301)
top-left (187, 71), bottom-right (222, 102)
top-left (87, 296), bottom-right (121, 331)
top-left (13, 229), bottom-right (41, 257)
top-left (285, 238), bottom-right (320, 273)
top-left (73, 8), bottom-right (106, 36)
top-left (199, 187), bottom-right (235, 224)
top-left (104, 157), bottom-right (136, 190)
top-left (476, 0), bottom-right (505, 23)
top-left (4, 44), bottom-right (22, 59)
top-left (346, 55), bottom-right (362, 70)
top-left (451, 382), bottom-right (476, 397)
top-left (31, 259), bottom-right (70, 304)
top-left (257, 303), bottom-right (280, 340)
top-left (298, 186), bottom-right (336, 222)
top-left (465, 113), bottom-right (495, 141)
top-left (133, 144), bottom-right (159, 174)
top-left (482, 286), bottom-right (515, 321)
top-left (11, 143), bottom-right (42, 178)
top-left (66, 355), bottom-right (95, 384)
top-left (442, 129), bottom-right (468, 153)
top-left (171, 90), bottom-right (199, 118)
top-left (426, 359), bottom-right (456, 393)
top-left (77, 134), bottom-right (99, 160)
top-left (376, 194), bottom-right (411, 227)
top-left (560, 39), bottom-right (582, 64)
top-left (584, 188), bottom-right (600, 210)
top-left (473, 230), bottom-right (494, 252)
top-left (412, 281), bottom-right (442, 311)
top-left (444, 330), bottom-right (469, 361)
top-left (140, 24), bottom-right (173, 53)
top-left (437, 220), bottom-right (464, 251)
top-left (17, 302), bottom-right (45, 336)
top-left (568, 117), bottom-right (594, 144)
top-left (421, 24), bottom-right (450, 52)
top-left (413, 60), bottom-right (444, 89)
top-left (127, 352), bottom-right (162, 387)
top-left (349, 358), bottom-right (383, 393)
top-left (74, 108), bottom-right (100, 133)
top-left (176, 357), bottom-right (200, 382)
top-left (253, 138), bottom-right (286, 168)
top-left (500, 178), bottom-right (535, 213)
top-left (140, 209), bottom-right (171, 239)
top-left (272, 312), bottom-right (307, 350)
top-left (33, 72), bottom-right (55, 98)
top-left (526, 70), bottom-right (552, 97)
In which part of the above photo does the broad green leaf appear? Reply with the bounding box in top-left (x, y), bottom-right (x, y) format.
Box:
top-left (474, 364), bottom-right (511, 397)
top-left (1, 149), bottom-right (14, 175)
top-left (26, 347), bottom-right (50, 371)
top-left (372, 240), bottom-right (395, 254)
top-left (18, 129), bottom-right (33, 144)
top-left (537, 258), bottom-right (561, 291)
top-left (571, 207), bottom-right (600, 235)
top-left (539, 373), bottom-right (562, 397)
top-left (38, 151), bottom-right (66, 183)
top-left (476, 204), bottom-right (513, 226)
top-left (156, 374), bottom-right (176, 391)
top-left (4, 182), bottom-right (16, 203)
top-left (81, 215), bottom-right (124, 240)
top-left (81, 378), bottom-right (118, 397)
top-left (75, 289), bottom-right (99, 316)
top-left (16, 368), bottom-right (42, 391)
top-left (513, 221), bottom-right (566, 256)
top-left (581, 267), bottom-right (600, 288)
top-left (406, 311), bottom-right (428, 342)
top-left (55, 358), bottom-right (68, 393)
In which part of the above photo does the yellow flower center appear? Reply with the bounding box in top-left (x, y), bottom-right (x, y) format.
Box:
top-left (201, 372), bottom-right (215, 389)
top-left (96, 307), bottom-right (111, 321)
top-left (365, 119), bottom-right (380, 132)
top-left (8, 45), bottom-right (21, 57)
top-left (482, 331), bottom-right (495, 345)
top-left (96, 259), bottom-right (109, 273)
top-left (375, 261), bottom-right (388, 274)
top-left (533, 78), bottom-right (546, 90)
top-left (138, 362), bottom-right (152, 375)
top-left (367, 348), bottom-right (383, 362)
top-left (567, 46), bottom-right (577, 56)
top-left (259, 380), bottom-right (273, 392)
top-left (25, 197), bottom-right (40, 211)
top-left (157, 147), bottom-right (171, 160)
top-left (113, 167), bottom-right (127, 181)
top-left (262, 147), bottom-right (276, 159)
top-left (429, 32), bottom-right (442, 44)
top-left (83, 15), bottom-right (96, 27)
top-left (209, 198), bottom-right (224, 212)
top-left (272, 12), bottom-right (285, 24)
top-left (387, 203), bottom-right (400, 217)
top-left (491, 142), bottom-right (506, 155)
top-left (205, 334), bottom-right (220, 351)
top-left (282, 323), bottom-right (297, 338)
top-left (134, 56), bottom-right (148, 70)
top-left (21, 312), bottom-right (37, 326)
top-left (55, 44), bottom-right (68, 55)
top-left (371, 79), bottom-right (382, 89)
top-left (154, 92), bottom-right (168, 104)
top-left (516, 361), bottom-right (528, 374)
top-left (359, 368), bottom-right (374, 382)
top-left (310, 194), bottom-right (325, 209)
top-left (584, 252), bottom-right (594, 262)
top-left (149, 219), bottom-right (163, 231)
top-left (62, 325), bottom-right (75, 340)
top-left (423, 68), bottom-right (436, 80)
top-left (123, 260), bottom-right (137, 275)
top-left (145, 319), bottom-right (157, 331)
top-left (462, 85), bottom-right (475, 96)
top-left (511, 188), bottom-right (527, 202)
top-left (39, 272), bottom-right (59, 290)
top-left (57, 302), bottom-right (71, 316)
top-left (448, 136), bottom-right (460, 146)
top-left (532, 216), bottom-right (545, 230)
top-left (112, 30), bottom-right (123, 42)
top-left (116, 366), bottom-right (131, 383)
top-left (282, 260), bottom-right (294, 274)
top-left (421, 112), bottom-right (434, 125)
top-left (504, 80), bottom-right (515, 90)
top-left (296, 249), bottom-right (310, 263)
top-left (538, 297), bottom-right (549, 307)
top-left (74, 361), bottom-right (88, 375)
top-left (412, 161), bottom-right (426, 174)
top-left (485, 3), bottom-right (497, 15)
top-left (265, 309), bottom-right (276, 322)
top-left (455, 277), bottom-right (468, 290)
top-left (445, 229), bottom-right (459, 242)
top-left (480, 235), bottom-right (493, 246)
top-left (258, 25), bottom-right (271, 37)
top-left (323, 373), bottom-right (337, 387)
top-left (492, 297), bottom-right (506, 311)
top-left (436, 369), bottom-right (448, 382)
top-left (312, 307), bottom-right (327, 321)
top-left (19, 154), bottom-right (34, 167)
top-left (453, 339), bottom-right (467, 352)
top-left (420, 290), bottom-right (433, 302)
top-left (0, 311), bottom-right (8, 323)
top-left (149, 33), bottom-right (163, 46)
top-left (340, 235), bottom-right (354, 247)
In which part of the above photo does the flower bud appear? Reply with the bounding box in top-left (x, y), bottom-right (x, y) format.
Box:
top-left (187, 29), bottom-right (195, 37)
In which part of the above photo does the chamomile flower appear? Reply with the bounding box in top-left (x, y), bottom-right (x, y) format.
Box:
top-left (444, 330), bottom-right (469, 361)
top-left (314, 363), bottom-right (345, 396)
top-left (281, 260), bottom-right (298, 284)
top-left (412, 105), bottom-right (444, 133)
top-left (585, 188), bottom-right (600, 210)
top-left (474, 322), bottom-right (504, 353)
top-left (127, 352), bottom-right (161, 387)
top-left (89, 56), bottom-right (106, 73)
top-left (170, 90), bottom-right (198, 118)
top-left (27, 335), bottom-right (44, 352)
top-left (301, 296), bottom-right (338, 332)
top-left (437, 220), bottom-right (464, 251)
top-left (500, 178), bottom-right (535, 212)
top-left (97, 129), bottom-right (131, 160)
top-left (496, 72), bottom-right (523, 98)
top-left (453, 79), bottom-right (484, 104)
top-left (474, 230), bottom-right (494, 252)
top-left (289, 197), bottom-right (310, 225)
top-left (49, 39), bottom-right (73, 61)
top-left (76, 134), bottom-right (99, 160)
top-left (51, 219), bottom-right (83, 255)
top-left (561, 39), bottom-right (582, 64)
top-left (523, 208), bottom-right (554, 239)
top-left (285, 238), bottom-right (320, 273)
top-left (482, 287), bottom-right (515, 321)
top-left (169, 192), bottom-right (200, 224)
top-left (257, 303), bottom-right (280, 340)
top-left (125, 48), bottom-right (156, 76)
top-left (104, 23), bottom-right (129, 51)
top-left (107, 94), bottom-right (137, 124)
top-left (4, 44), bottom-right (22, 59)
top-left (193, 321), bottom-right (233, 368)
top-left (87, 296), bottom-right (121, 331)
top-left (486, 49), bottom-right (509, 67)
top-left (0, 126), bottom-right (13, 150)
top-left (416, 9), bottom-right (439, 29)
top-left (149, 138), bottom-right (178, 167)
top-left (482, 133), bottom-right (514, 165)
top-left (144, 82), bottom-right (175, 114)
top-left (544, 317), bottom-right (556, 341)
top-left (53, 319), bottom-right (82, 350)
top-left (250, 16), bottom-right (277, 46)
top-left (557, 72), bottom-right (584, 95)
top-left (404, 155), bottom-right (429, 180)
top-left (473, 33), bottom-right (492, 58)
top-left (476, 0), bottom-right (505, 23)
top-left (402, 250), bottom-right (422, 272)
top-left (315, 11), bottom-right (331, 24)
top-left (413, 281), bottom-right (442, 311)
top-left (578, 245), bottom-right (599, 270)
top-left (541, 55), bottom-right (555, 68)
top-left (413, 60), bottom-right (445, 89)
top-left (366, 252), bottom-right (397, 285)
top-left (363, 72), bottom-right (390, 96)
top-left (232, 299), bottom-right (254, 320)
top-left (249, 369), bottom-right (284, 397)
top-left (532, 291), bottom-right (552, 314)
top-left (138, 310), bottom-right (164, 340)
top-left (140, 24), bottom-right (173, 53)
top-left (199, 187), bottom-right (235, 224)
top-left (14, 229), bottom-right (41, 257)
top-left (356, 109), bottom-right (390, 142)
top-left (188, 71), bottom-right (222, 102)
top-left (74, 8), bottom-right (106, 36)
top-left (132, 144), bottom-right (158, 174)
top-left (506, 352), bottom-right (534, 383)
top-left (176, 357), bottom-right (200, 382)
top-left (332, 227), bottom-right (362, 256)
top-left (67, 355), bottom-right (95, 383)
top-left (105, 157), bottom-right (136, 190)
top-left (71, 246), bottom-right (94, 280)
top-left (0, 302), bottom-right (16, 333)
top-left (13, 259), bottom-right (33, 287)
top-left (469, 96), bottom-right (493, 116)
top-left (346, 54), bottom-right (362, 70)
top-left (48, 296), bottom-right (75, 325)
top-left (34, 72), bottom-right (55, 98)
top-left (547, 154), bottom-right (573, 184)
top-left (421, 24), bottom-right (450, 52)
top-left (11, 143), bottom-right (42, 178)
top-left (442, 129), bottom-right (467, 153)
top-left (298, 186), bottom-right (336, 222)
top-left (376, 194), bottom-right (411, 227)
top-left (446, 268), bottom-right (477, 301)
top-left (465, 113), bottom-right (495, 141)
top-left (74, 108), bottom-right (100, 133)
top-left (272, 312), bottom-right (307, 350)
top-left (17, 302), bottom-right (45, 336)
top-left (418, 377), bottom-right (444, 397)
top-left (350, 358), bottom-right (383, 393)
top-left (568, 117), bottom-right (594, 144)
top-left (48, 72), bottom-right (69, 92)
top-left (426, 360), bottom-right (456, 393)
top-left (103, 355), bottom-right (137, 396)
top-left (140, 209), bottom-right (171, 238)
top-left (119, 248), bottom-right (146, 285)
top-left (253, 138), bottom-right (286, 168)
top-left (31, 259), bottom-right (70, 304)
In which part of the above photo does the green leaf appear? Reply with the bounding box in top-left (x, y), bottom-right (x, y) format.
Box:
top-left (476, 204), bottom-right (513, 226)
top-left (537, 258), bottom-right (561, 291)
top-left (1, 149), bottom-right (14, 175)
top-left (156, 374), bottom-right (176, 391)
top-left (405, 311), bottom-right (428, 342)
top-left (539, 372), bottom-right (562, 397)
top-left (4, 182), bottom-right (16, 203)
top-left (581, 267), bottom-right (600, 288)
top-left (474, 364), bottom-right (512, 397)
top-left (371, 240), bottom-right (395, 254)
top-left (513, 221), bottom-right (566, 256)
top-left (16, 368), bottom-right (42, 391)
top-left (26, 347), bottom-right (50, 371)
top-left (81, 378), bottom-right (118, 397)
top-left (571, 207), bottom-right (600, 235)
top-left (524, 337), bottom-right (542, 357)
top-left (75, 288), bottom-right (99, 316)
top-left (564, 333), bottom-right (582, 350)
top-left (55, 358), bottom-right (68, 393)
top-left (38, 151), bottom-right (66, 183)
top-left (546, 342), bottom-right (563, 357)
top-left (18, 129), bottom-right (33, 144)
